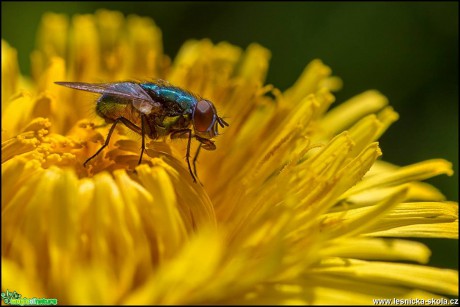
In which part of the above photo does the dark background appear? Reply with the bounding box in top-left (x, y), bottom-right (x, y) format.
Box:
top-left (2, 2), bottom-right (458, 270)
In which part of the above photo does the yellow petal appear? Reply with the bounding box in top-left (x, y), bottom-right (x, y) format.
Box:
top-left (365, 201), bottom-right (458, 238)
top-left (322, 187), bottom-right (408, 238)
top-left (320, 90), bottom-right (388, 138)
top-left (320, 237), bottom-right (431, 264)
top-left (124, 228), bottom-right (223, 304)
top-left (2, 40), bottom-right (20, 107)
top-left (342, 159), bottom-right (453, 198)
top-left (284, 59), bottom-right (334, 103)
top-left (314, 258), bottom-right (458, 296)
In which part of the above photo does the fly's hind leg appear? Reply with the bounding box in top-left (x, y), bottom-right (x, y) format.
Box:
top-left (84, 116), bottom-right (141, 167)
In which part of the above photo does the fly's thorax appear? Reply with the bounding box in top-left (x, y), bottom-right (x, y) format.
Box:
top-left (141, 83), bottom-right (197, 115)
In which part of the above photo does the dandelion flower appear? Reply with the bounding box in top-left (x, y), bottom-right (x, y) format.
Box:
top-left (2, 10), bottom-right (458, 305)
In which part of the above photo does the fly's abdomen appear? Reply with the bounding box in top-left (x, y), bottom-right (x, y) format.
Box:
top-left (96, 94), bottom-right (142, 127)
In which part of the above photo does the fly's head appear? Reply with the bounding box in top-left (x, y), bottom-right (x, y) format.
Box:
top-left (192, 99), bottom-right (228, 149)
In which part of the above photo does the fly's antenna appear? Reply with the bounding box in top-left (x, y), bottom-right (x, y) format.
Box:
top-left (217, 117), bottom-right (229, 128)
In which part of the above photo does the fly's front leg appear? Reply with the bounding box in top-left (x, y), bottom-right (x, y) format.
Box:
top-left (170, 128), bottom-right (196, 183)
top-left (191, 137), bottom-right (216, 185)
top-left (195, 136), bottom-right (216, 150)
top-left (192, 143), bottom-right (202, 181)
top-left (170, 129), bottom-right (190, 139)
top-left (185, 129), bottom-right (196, 183)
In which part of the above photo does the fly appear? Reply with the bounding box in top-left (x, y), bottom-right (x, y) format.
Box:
top-left (55, 80), bottom-right (229, 183)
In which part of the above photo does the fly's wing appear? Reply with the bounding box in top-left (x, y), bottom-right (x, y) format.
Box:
top-left (55, 81), bottom-right (161, 110)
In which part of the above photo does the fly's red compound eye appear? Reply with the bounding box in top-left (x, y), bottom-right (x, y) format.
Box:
top-left (193, 100), bottom-right (216, 133)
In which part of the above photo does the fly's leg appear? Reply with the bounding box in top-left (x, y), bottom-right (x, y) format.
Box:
top-left (195, 136), bottom-right (216, 151)
top-left (170, 129), bottom-right (190, 139)
top-left (84, 118), bottom-right (120, 167)
top-left (138, 115), bottom-right (146, 165)
top-left (84, 116), bottom-right (141, 167)
top-left (145, 115), bottom-right (158, 139)
top-left (185, 129), bottom-right (197, 183)
top-left (192, 137), bottom-right (216, 185)
top-left (192, 143), bottom-right (202, 180)
top-left (170, 128), bottom-right (198, 183)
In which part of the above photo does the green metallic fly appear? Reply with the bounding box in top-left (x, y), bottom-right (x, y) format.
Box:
top-left (55, 80), bottom-right (229, 182)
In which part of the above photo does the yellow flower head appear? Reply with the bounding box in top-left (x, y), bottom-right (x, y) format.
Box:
top-left (2, 10), bottom-right (458, 305)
